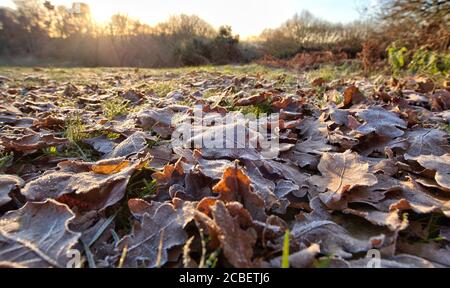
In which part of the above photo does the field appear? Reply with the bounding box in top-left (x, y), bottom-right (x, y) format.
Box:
top-left (0, 63), bottom-right (449, 268)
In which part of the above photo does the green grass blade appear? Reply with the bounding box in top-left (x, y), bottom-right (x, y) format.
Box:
top-left (281, 229), bottom-right (290, 268)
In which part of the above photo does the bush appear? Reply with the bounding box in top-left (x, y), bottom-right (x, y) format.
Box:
top-left (408, 48), bottom-right (450, 75)
top-left (387, 44), bottom-right (408, 75)
top-left (387, 44), bottom-right (449, 76)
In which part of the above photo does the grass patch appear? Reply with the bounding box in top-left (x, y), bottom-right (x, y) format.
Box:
top-left (102, 98), bottom-right (129, 120)
top-left (0, 152), bottom-right (14, 169)
top-left (112, 166), bottom-right (157, 234)
top-left (64, 113), bottom-right (87, 143)
top-left (307, 61), bottom-right (362, 82)
top-left (237, 101), bottom-right (273, 117)
top-left (149, 81), bottom-right (176, 97)
top-left (62, 113), bottom-right (99, 161)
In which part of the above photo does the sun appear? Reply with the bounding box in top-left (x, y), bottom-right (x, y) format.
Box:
top-left (88, 3), bottom-right (116, 24)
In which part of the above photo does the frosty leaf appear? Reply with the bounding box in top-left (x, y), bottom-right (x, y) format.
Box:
top-left (213, 164), bottom-right (266, 221)
top-left (115, 202), bottom-right (187, 268)
top-left (0, 175), bottom-right (24, 207)
top-left (310, 150), bottom-right (377, 208)
top-left (355, 107), bottom-right (407, 138)
top-left (405, 154), bottom-right (450, 190)
top-left (195, 201), bottom-right (257, 268)
top-left (0, 133), bottom-right (67, 153)
top-left (107, 131), bottom-right (148, 158)
top-left (22, 158), bottom-right (142, 211)
top-left (403, 128), bottom-right (449, 157)
top-left (0, 200), bottom-right (81, 268)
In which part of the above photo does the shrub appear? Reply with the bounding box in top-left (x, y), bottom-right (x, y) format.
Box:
top-left (408, 48), bottom-right (450, 75)
top-left (387, 44), bottom-right (408, 75)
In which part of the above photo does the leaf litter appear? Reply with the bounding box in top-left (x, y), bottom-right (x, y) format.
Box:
top-left (0, 66), bottom-right (449, 268)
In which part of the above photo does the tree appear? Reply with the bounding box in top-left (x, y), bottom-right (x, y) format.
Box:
top-left (379, 0), bottom-right (450, 50)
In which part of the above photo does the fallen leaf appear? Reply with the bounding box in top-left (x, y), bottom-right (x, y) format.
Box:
top-left (213, 164), bottom-right (266, 221)
top-left (310, 150), bottom-right (377, 208)
top-left (403, 128), bottom-right (449, 157)
top-left (22, 158), bottom-right (142, 211)
top-left (405, 154), bottom-right (450, 191)
top-left (0, 200), bottom-right (81, 267)
top-left (114, 202), bottom-right (188, 268)
top-left (107, 131), bottom-right (148, 158)
top-left (355, 107), bottom-right (407, 138)
top-left (195, 201), bottom-right (257, 268)
top-left (341, 86), bottom-right (365, 107)
top-left (270, 243), bottom-right (320, 268)
top-left (0, 175), bottom-right (24, 207)
top-left (0, 132), bottom-right (67, 153)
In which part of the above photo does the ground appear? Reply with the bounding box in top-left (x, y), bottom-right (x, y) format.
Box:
top-left (0, 63), bottom-right (449, 268)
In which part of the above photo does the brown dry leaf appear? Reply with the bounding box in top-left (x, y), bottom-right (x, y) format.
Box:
top-left (0, 132), bottom-right (68, 153)
top-left (355, 107), bottom-right (407, 138)
top-left (397, 240), bottom-right (450, 267)
top-left (242, 160), bottom-right (281, 212)
top-left (0, 175), bottom-right (24, 207)
top-left (403, 128), bottom-right (449, 157)
top-left (254, 159), bottom-right (310, 190)
top-left (342, 85), bottom-right (365, 107)
top-left (152, 159), bottom-right (186, 199)
top-left (321, 105), bottom-right (350, 126)
top-left (180, 169), bottom-right (213, 201)
top-left (128, 198), bottom-right (195, 227)
top-left (83, 135), bottom-right (117, 155)
top-left (115, 202), bottom-right (188, 268)
top-left (128, 198), bottom-right (162, 219)
top-left (374, 177), bottom-right (450, 217)
top-left (342, 207), bottom-right (408, 231)
top-left (295, 137), bottom-right (332, 155)
top-left (415, 77), bottom-right (435, 93)
top-left (107, 131), bottom-right (148, 159)
top-left (405, 154), bottom-right (450, 191)
top-left (152, 159), bottom-right (185, 185)
top-left (195, 201), bottom-right (257, 268)
top-left (135, 107), bottom-right (176, 138)
top-left (310, 150), bottom-right (377, 208)
top-left (211, 202), bottom-right (257, 268)
top-left (311, 77), bottom-right (327, 87)
top-left (188, 120), bottom-right (267, 161)
top-left (91, 160), bottom-right (130, 175)
top-left (291, 197), bottom-right (389, 259)
top-left (291, 218), bottom-right (385, 259)
top-left (148, 145), bottom-right (172, 169)
top-left (193, 150), bottom-right (234, 180)
top-left (32, 115), bottom-right (65, 129)
top-left (213, 164), bottom-right (266, 221)
top-left (22, 157), bottom-right (142, 211)
top-left (346, 174), bottom-right (401, 206)
top-left (234, 91), bottom-right (271, 106)
top-left (356, 134), bottom-right (408, 156)
top-left (0, 199), bottom-right (81, 267)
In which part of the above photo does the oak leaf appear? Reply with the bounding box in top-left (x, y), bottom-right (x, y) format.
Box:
top-left (310, 150), bottom-right (377, 208)
top-left (0, 200), bottom-right (81, 267)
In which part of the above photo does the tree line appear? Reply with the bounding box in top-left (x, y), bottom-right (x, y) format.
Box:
top-left (0, 0), bottom-right (448, 68)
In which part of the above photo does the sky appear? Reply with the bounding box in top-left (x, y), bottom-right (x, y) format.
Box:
top-left (0, 0), bottom-right (369, 37)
